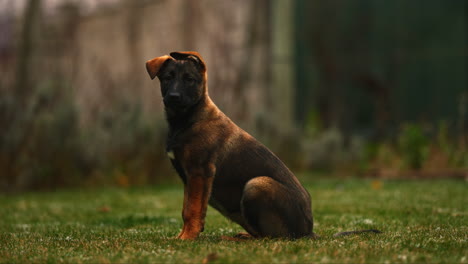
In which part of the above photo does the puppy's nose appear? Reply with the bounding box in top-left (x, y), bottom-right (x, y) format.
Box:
top-left (168, 92), bottom-right (181, 101)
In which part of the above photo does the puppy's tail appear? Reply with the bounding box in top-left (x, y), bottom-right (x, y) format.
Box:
top-left (333, 229), bottom-right (381, 237)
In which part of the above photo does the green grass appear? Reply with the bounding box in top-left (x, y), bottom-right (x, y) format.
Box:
top-left (0, 178), bottom-right (466, 263)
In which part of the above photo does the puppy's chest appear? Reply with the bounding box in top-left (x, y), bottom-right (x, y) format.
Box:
top-left (165, 131), bottom-right (205, 162)
top-left (166, 146), bottom-right (187, 183)
top-left (165, 137), bottom-right (186, 161)
top-left (166, 148), bottom-right (176, 160)
top-left (165, 133), bottom-right (184, 161)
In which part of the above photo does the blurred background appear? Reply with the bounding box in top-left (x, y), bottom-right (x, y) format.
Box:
top-left (0, 0), bottom-right (466, 191)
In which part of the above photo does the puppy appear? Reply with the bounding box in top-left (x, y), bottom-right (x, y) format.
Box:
top-left (145, 51), bottom-right (380, 240)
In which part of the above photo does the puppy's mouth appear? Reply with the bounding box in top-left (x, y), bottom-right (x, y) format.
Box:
top-left (163, 97), bottom-right (191, 111)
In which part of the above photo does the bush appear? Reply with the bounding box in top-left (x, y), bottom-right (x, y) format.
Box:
top-left (397, 124), bottom-right (429, 170)
top-left (0, 79), bottom-right (173, 191)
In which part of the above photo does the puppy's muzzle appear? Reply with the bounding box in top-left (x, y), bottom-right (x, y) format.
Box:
top-left (165, 92), bottom-right (182, 106)
top-left (168, 92), bottom-right (181, 101)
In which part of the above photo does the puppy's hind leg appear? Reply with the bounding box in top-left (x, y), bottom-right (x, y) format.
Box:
top-left (240, 176), bottom-right (313, 239)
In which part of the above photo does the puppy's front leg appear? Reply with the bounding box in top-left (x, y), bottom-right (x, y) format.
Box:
top-left (177, 167), bottom-right (214, 240)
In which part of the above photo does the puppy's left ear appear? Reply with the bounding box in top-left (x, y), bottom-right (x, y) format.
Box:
top-left (145, 55), bottom-right (173, 80)
top-left (170, 51), bottom-right (206, 73)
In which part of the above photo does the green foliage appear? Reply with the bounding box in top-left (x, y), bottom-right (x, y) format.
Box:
top-left (397, 124), bottom-right (429, 170)
top-left (0, 179), bottom-right (466, 263)
top-left (435, 121), bottom-right (468, 168)
top-left (304, 110), bottom-right (323, 138)
top-left (360, 121), bottom-right (467, 176)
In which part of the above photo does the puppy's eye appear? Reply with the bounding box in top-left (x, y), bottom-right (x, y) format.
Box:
top-left (184, 76), bottom-right (196, 84)
top-left (161, 75), bottom-right (173, 82)
top-left (161, 72), bottom-right (174, 82)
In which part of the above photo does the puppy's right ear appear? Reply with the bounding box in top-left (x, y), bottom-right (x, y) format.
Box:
top-left (145, 55), bottom-right (173, 80)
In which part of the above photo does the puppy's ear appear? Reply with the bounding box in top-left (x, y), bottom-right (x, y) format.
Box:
top-left (145, 55), bottom-right (173, 80)
top-left (170, 51), bottom-right (206, 73)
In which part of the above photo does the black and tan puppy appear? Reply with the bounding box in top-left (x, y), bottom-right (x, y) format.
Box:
top-left (146, 51), bottom-right (313, 240)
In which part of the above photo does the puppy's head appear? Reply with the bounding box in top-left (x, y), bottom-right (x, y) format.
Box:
top-left (146, 51), bottom-right (207, 112)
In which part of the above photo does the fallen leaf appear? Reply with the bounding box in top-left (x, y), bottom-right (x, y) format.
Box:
top-left (371, 180), bottom-right (383, 190)
top-left (202, 253), bottom-right (218, 264)
top-left (98, 206), bottom-right (111, 213)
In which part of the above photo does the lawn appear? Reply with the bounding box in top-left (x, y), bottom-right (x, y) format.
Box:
top-left (0, 178), bottom-right (466, 263)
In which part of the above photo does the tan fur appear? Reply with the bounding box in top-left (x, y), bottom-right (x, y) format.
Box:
top-left (145, 55), bottom-right (173, 79)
